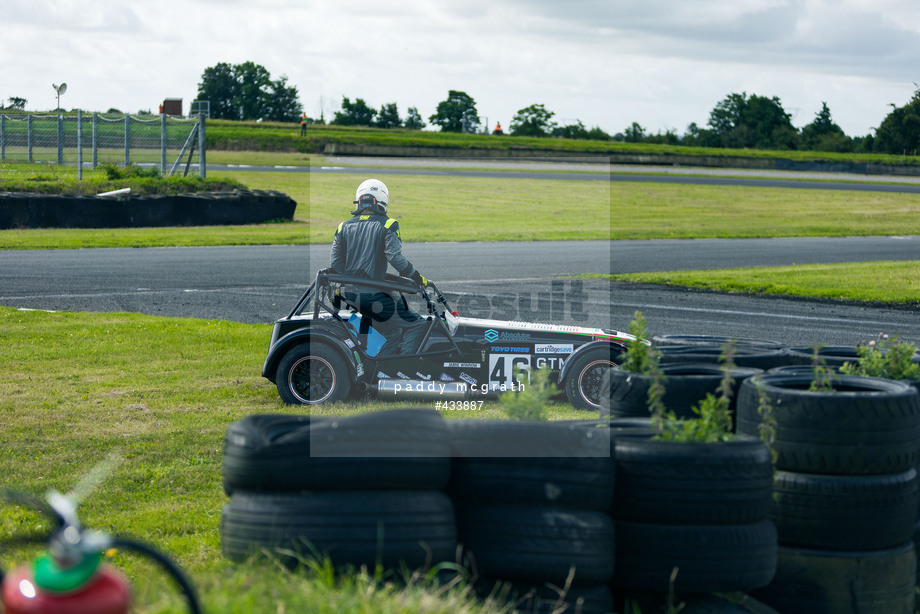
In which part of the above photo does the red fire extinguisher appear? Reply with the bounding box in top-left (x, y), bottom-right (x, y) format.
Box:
top-left (1, 462), bottom-right (201, 614)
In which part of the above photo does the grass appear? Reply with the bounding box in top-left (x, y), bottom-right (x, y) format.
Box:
top-left (3, 166), bottom-right (920, 249)
top-left (600, 260), bottom-right (920, 305)
top-left (0, 305), bottom-right (583, 612)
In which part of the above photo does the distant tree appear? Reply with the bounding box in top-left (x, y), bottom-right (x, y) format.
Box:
top-left (332, 97), bottom-right (376, 126)
top-left (623, 122), bottom-right (646, 143)
top-left (262, 75), bottom-right (303, 122)
top-left (374, 102), bottom-right (402, 128)
top-left (197, 62), bottom-right (242, 120)
top-left (552, 120), bottom-right (590, 139)
top-left (6, 96), bottom-right (27, 111)
top-left (404, 106), bottom-right (426, 130)
top-left (800, 102), bottom-right (850, 152)
top-left (196, 61), bottom-right (302, 121)
top-left (429, 90), bottom-right (480, 133)
top-left (585, 126), bottom-right (611, 141)
top-left (707, 92), bottom-right (798, 149)
top-left (234, 61), bottom-right (272, 120)
top-left (510, 103), bottom-right (557, 137)
top-left (875, 88), bottom-right (920, 155)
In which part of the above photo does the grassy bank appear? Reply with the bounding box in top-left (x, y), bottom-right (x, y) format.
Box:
top-left (601, 260), bottom-right (920, 306)
top-left (206, 120), bottom-right (920, 168)
top-left (0, 305), bottom-right (560, 612)
top-left (3, 169), bottom-right (920, 249)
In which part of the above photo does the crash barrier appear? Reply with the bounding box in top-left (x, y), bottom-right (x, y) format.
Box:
top-left (0, 189), bottom-right (296, 229)
top-left (220, 410), bottom-right (779, 613)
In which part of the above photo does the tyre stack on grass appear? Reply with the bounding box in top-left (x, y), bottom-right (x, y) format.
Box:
top-left (220, 409), bottom-right (457, 572)
top-left (610, 434), bottom-right (778, 602)
top-left (736, 373), bottom-right (920, 614)
top-left (447, 419), bottom-right (616, 614)
top-left (653, 335), bottom-right (791, 372)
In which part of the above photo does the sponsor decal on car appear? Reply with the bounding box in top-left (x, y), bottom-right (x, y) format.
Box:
top-left (354, 351), bottom-right (364, 377)
top-left (484, 328), bottom-right (531, 342)
top-left (444, 362), bottom-right (480, 368)
top-left (535, 343), bottom-right (574, 354)
top-left (490, 345), bottom-right (530, 354)
top-left (416, 372), bottom-right (432, 380)
top-left (439, 373), bottom-right (456, 382)
top-left (459, 372), bottom-right (477, 386)
top-left (535, 356), bottom-right (566, 369)
top-left (489, 354), bottom-right (531, 389)
top-left (377, 371), bottom-right (390, 379)
top-left (344, 338), bottom-right (355, 348)
top-left (396, 371), bottom-right (411, 379)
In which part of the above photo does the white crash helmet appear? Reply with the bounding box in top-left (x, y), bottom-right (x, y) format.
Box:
top-left (353, 179), bottom-right (389, 214)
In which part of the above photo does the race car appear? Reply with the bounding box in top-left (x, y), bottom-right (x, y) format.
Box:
top-left (262, 270), bottom-right (638, 410)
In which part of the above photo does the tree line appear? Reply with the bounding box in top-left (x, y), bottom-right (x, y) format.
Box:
top-left (189, 62), bottom-right (920, 156)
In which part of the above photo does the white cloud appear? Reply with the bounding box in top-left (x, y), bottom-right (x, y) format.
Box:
top-left (1, 0), bottom-right (917, 136)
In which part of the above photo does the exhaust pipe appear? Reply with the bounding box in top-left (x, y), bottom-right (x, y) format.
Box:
top-left (375, 379), bottom-right (470, 401)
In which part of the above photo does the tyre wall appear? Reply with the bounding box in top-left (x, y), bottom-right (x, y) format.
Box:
top-left (0, 189), bottom-right (297, 229)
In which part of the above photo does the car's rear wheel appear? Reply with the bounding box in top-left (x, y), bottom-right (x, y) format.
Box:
top-left (276, 343), bottom-right (351, 405)
top-left (565, 348), bottom-right (620, 411)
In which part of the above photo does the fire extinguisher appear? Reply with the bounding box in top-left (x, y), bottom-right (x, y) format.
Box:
top-left (0, 459), bottom-right (201, 614)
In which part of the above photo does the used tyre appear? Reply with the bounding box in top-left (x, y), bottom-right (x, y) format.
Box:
top-left (612, 519), bottom-right (777, 594)
top-left (221, 490), bottom-right (457, 569)
top-left (752, 543), bottom-right (916, 614)
top-left (770, 468), bottom-right (918, 551)
top-left (457, 504), bottom-right (615, 586)
top-left (613, 435), bottom-right (773, 525)
top-left (657, 344), bottom-right (790, 370)
top-left (606, 364), bottom-right (761, 421)
top-left (737, 374), bottom-right (920, 474)
top-left (222, 410), bottom-right (451, 494)
top-left (275, 342), bottom-right (351, 405)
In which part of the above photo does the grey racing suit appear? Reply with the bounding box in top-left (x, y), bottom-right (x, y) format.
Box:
top-left (330, 212), bottom-right (425, 356)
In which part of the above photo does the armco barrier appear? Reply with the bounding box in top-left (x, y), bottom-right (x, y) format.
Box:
top-left (0, 189), bottom-right (296, 229)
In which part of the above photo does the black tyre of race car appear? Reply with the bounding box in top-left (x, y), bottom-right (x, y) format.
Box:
top-left (612, 519), bottom-right (778, 594)
top-left (565, 347), bottom-right (621, 411)
top-left (222, 410), bottom-right (451, 494)
top-left (752, 543), bottom-right (916, 614)
top-left (457, 504), bottom-right (615, 586)
top-left (770, 468), bottom-right (919, 551)
top-left (275, 342), bottom-right (351, 405)
top-left (221, 490), bottom-right (457, 569)
top-left (612, 435), bottom-right (773, 525)
top-left (736, 374), bottom-right (920, 474)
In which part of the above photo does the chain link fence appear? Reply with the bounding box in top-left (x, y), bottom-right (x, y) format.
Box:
top-left (0, 112), bottom-right (207, 178)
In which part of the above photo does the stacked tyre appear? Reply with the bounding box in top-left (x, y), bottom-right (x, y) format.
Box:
top-left (611, 435), bottom-right (778, 599)
top-left (737, 373), bottom-right (920, 614)
top-left (220, 409), bottom-right (457, 571)
top-left (447, 420), bottom-right (616, 614)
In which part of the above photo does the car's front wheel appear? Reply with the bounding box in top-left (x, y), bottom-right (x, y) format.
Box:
top-left (276, 343), bottom-right (351, 405)
top-left (565, 347), bottom-right (620, 411)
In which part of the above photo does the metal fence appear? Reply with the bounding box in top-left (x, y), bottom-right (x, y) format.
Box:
top-left (0, 112), bottom-right (207, 178)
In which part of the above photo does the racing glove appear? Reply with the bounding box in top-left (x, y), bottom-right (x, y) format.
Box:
top-left (411, 270), bottom-right (429, 287)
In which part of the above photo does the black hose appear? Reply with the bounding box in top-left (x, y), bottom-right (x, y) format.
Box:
top-left (110, 537), bottom-right (202, 614)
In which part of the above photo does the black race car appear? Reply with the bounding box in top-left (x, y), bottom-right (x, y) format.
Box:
top-left (262, 271), bottom-right (638, 410)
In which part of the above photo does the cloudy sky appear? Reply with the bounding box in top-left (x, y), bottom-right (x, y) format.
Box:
top-left (3, 0), bottom-right (919, 137)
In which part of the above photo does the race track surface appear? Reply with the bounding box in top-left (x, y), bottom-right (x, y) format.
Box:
top-left (2, 237), bottom-right (917, 347)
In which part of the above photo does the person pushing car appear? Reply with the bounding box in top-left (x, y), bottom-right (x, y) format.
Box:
top-left (330, 179), bottom-right (430, 357)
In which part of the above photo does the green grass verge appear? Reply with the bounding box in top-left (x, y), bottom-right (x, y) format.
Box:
top-left (4, 169), bottom-right (920, 249)
top-left (0, 306), bottom-right (581, 613)
top-left (599, 260), bottom-right (920, 305)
